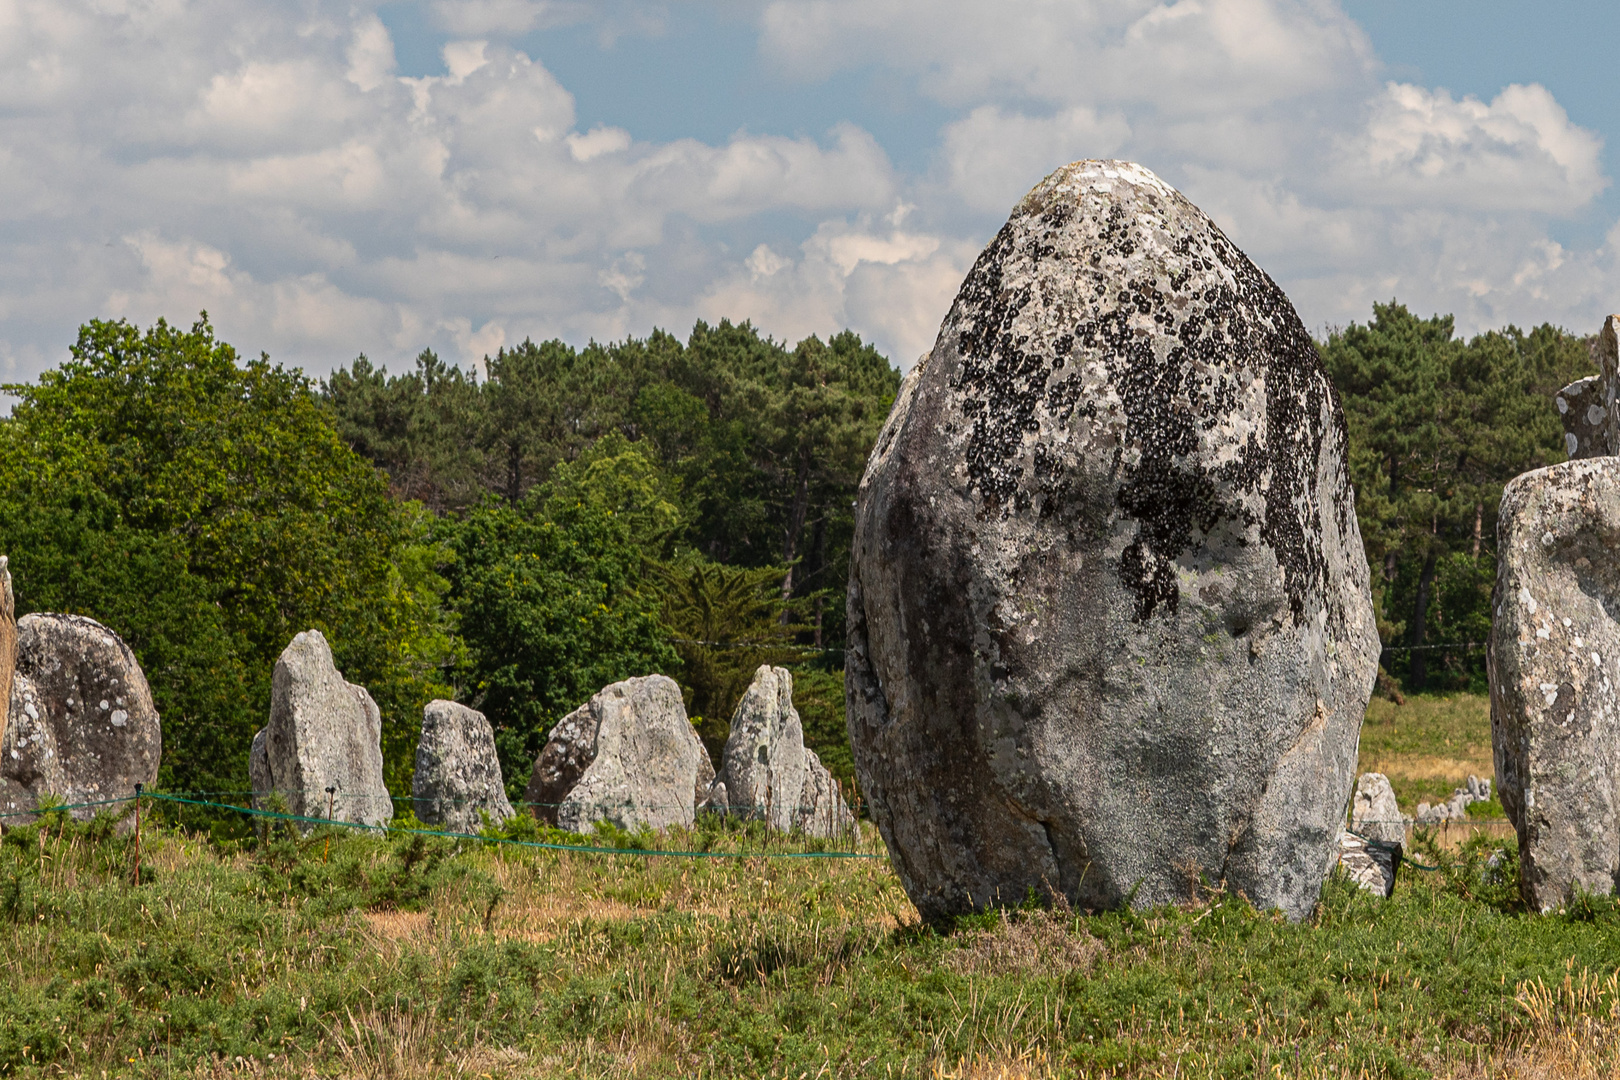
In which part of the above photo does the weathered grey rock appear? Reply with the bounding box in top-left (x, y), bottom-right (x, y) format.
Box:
top-left (1491, 457), bottom-right (1620, 910)
top-left (251, 629), bottom-right (392, 828)
top-left (0, 614), bottom-right (161, 824)
top-left (845, 159), bottom-right (1382, 924)
top-left (1, 674), bottom-right (64, 822)
top-left (1413, 779), bottom-right (1490, 826)
top-left (701, 779), bottom-right (729, 814)
top-left (413, 700), bottom-right (514, 833)
top-left (1602, 315), bottom-right (1620, 455)
top-left (710, 665), bottom-right (852, 838)
top-left (796, 746), bottom-right (853, 839)
top-left (1351, 773), bottom-right (1406, 847)
top-left (0, 557), bottom-right (14, 751)
top-left (1336, 830), bottom-right (1398, 898)
top-left (1556, 376), bottom-right (1607, 460)
top-left (1551, 316), bottom-right (1619, 459)
top-left (524, 674), bottom-right (712, 833)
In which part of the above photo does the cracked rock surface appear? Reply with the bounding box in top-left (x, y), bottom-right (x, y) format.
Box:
top-left (1, 612), bottom-right (161, 823)
top-left (525, 674), bottom-right (713, 833)
top-left (845, 159), bottom-right (1380, 924)
top-left (250, 629), bottom-right (392, 828)
top-left (1492, 458), bottom-right (1620, 911)
top-left (413, 700), bottom-right (514, 833)
top-left (705, 665), bottom-right (853, 839)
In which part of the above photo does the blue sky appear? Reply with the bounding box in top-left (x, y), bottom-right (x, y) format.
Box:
top-left (2, 0), bottom-right (1616, 384)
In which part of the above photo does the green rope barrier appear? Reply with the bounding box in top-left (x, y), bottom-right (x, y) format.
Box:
top-left (0, 794), bottom-right (138, 820)
top-left (146, 793), bottom-right (884, 860)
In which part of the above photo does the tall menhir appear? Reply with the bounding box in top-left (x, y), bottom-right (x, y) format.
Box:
top-left (845, 160), bottom-right (1381, 924)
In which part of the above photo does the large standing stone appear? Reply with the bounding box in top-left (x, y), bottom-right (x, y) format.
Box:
top-left (0, 556), bottom-right (14, 751)
top-left (706, 665), bottom-right (852, 838)
top-left (846, 160), bottom-right (1381, 924)
top-left (413, 700), bottom-right (514, 833)
top-left (250, 630), bottom-right (392, 828)
top-left (524, 674), bottom-right (713, 833)
top-left (1, 613), bottom-right (162, 823)
top-left (1491, 457), bottom-right (1620, 910)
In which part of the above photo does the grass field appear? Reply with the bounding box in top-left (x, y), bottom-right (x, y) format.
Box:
top-left (2, 695), bottom-right (1598, 1079)
top-left (2, 794), bottom-right (1618, 1079)
top-left (1358, 694), bottom-right (1497, 812)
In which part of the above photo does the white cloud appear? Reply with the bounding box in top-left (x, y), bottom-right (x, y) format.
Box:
top-left (693, 211), bottom-right (974, 367)
top-left (568, 125), bottom-right (631, 161)
top-left (760, 0), bottom-right (1374, 112)
top-left (1, 0), bottom-right (1618, 390)
top-left (762, 0), bottom-right (1619, 341)
top-left (942, 105), bottom-right (1133, 212)
top-left (346, 16), bottom-right (397, 92)
top-left (632, 124), bottom-right (896, 222)
top-left (430, 0), bottom-right (584, 36)
top-left (1336, 82), bottom-right (1607, 214)
top-left (0, 2), bottom-right (913, 377)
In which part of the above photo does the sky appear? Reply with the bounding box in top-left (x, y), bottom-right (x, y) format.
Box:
top-left (2, 0), bottom-right (1617, 387)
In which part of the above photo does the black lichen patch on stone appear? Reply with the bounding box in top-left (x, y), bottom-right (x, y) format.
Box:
top-left (945, 171), bottom-right (1346, 624)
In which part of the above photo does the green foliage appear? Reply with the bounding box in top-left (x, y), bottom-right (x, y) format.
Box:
top-left (655, 560), bottom-right (804, 758)
top-left (0, 316), bottom-right (449, 792)
top-left (441, 493), bottom-right (675, 796)
top-left (321, 348), bottom-right (488, 507)
top-left (1322, 304), bottom-right (1594, 691)
top-left (538, 431), bottom-right (686, 556)
top-left (323, 320), bottom-right (900, 654)
top-left (1404, 830), bottom-right (1522, 910)
top-left (789, 663), bottom-right (856, 790)
top-left (9, 815), bottom-right (1620, 1076)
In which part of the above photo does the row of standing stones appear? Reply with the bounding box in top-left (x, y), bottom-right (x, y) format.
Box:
top-left (840, 157), bottom-right (1620, 922)
top-left (0, 585), bottom-right (850, 840)
top-left (2, 157), bottom-right (1615, 919)
top-left (245, 630), bottom-right (851, 838)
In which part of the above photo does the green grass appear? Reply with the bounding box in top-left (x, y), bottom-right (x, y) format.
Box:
top-left (1358, 693), bottom-right (1498, 812)
top-left (3, 804), bottom-right (1620, 1077)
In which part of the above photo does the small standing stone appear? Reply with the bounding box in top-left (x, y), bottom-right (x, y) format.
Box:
top-left (1336, 830), bottom-right (1398, 898)
top-left (1556, 316), bottom-right (1620, 459)
top-left (524, 674), bottom-right (712, 833)
top-left (1555, 375), bottom-right (1607, 460)
top-left (250, 630), bottom-right (392, 829)
top-left (413, 700), bottom-right (514, 833)
top-left (708, 665), bottom-right (852, 838)
top-left (0, 613), bottom-right (161, 823)
top-left (1351, 773), bottom-right (1406, 847)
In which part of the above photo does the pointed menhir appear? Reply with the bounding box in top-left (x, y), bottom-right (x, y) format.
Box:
top-left (845, 159), bottom-right (1381, 924)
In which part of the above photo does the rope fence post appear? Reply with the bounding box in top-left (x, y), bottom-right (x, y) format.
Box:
top-left (324, 786), bottom-right (336, 863)
top-left (132, 782), bottom-right (143, 887)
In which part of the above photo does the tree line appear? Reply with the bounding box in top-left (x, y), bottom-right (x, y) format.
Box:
top-left (1320, 302), bottom-right (1593, 693)
top-left (0, 302), bottom-right (1589, 800)
top-left (0, 317), bottom-right (897, 797)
